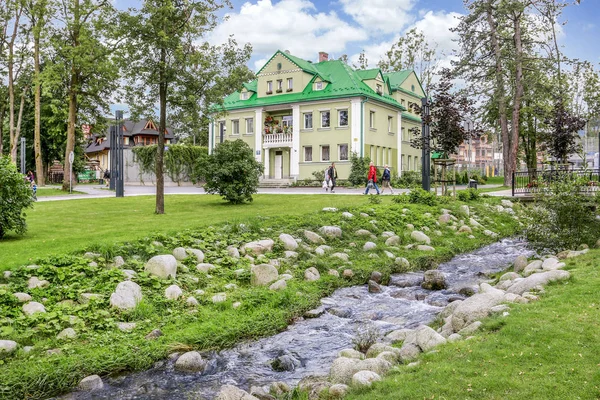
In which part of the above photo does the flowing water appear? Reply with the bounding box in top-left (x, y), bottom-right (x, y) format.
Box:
top-left (63, 238), bottom-right (534, 400)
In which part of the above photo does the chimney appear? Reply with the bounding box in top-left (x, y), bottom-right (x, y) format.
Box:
top-left (318, 51), bottom-right (329, 62)
top-left (284, 49), bottom-right (290, 54)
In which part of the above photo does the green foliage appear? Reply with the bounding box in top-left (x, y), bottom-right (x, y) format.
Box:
top-left (408, 188), bottom-right (437, 206)
top-left (352, 326), bottom-right (380, 353)
top-left (132, 144), bottom-right (208, 184)
top-left (348, 152), bottom-right (370, 185)
top-left (0, 157), bottom-right (34, 239)
top-left (312, 169), bottom-right (325, 182)
top-left (394, 170), bottom-right (422, 188)
top-left (524, 178), bottom-right (600, 252)
top-left (456, 188), bottom-right (481, 202)
top-left (367, 194), bottom-right (382, 204)
top-left (201, 140), bottom-right (263, 204)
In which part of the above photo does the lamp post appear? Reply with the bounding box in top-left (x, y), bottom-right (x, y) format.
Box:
top-left (421, 96), bottom-right (431, 191)
top-left (115, 110), bottom-right (124, 197)
top-left (20, 137), bottom-right (26, 174)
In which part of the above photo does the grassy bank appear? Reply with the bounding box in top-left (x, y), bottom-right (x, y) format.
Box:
top-left (345, 249), bottom-right (600, 400)
top-left (0, 196), bottom-right (522, 399)
top-left (0, 194), bottom-right (366, 271)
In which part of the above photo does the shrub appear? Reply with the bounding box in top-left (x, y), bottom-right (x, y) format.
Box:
top-left (456, 188), bottom-right (481, 202)
top-left (394, 170), bottom-right (422, 188)
top-left (201, 140), bottom-right (263, 204)
top-left (312, 169), bottom-right (325, 182)
top-left (523, 178), bottom-right (600, 252)
top-left (352, 326), bottom-right (380, 353)
top-left (348, 152), bottom-right (370, 185)
top-left (0, 156), bottom-right (34, 239)
top-left (368, 194), bottom-right (381, 204)
top-left (408, 188), bottom-right (437, 206)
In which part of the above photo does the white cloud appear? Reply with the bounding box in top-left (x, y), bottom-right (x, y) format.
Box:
top-left (207, 0), bottom-right (367, 66)
top-left (340, 0), bottom-right (416, 34)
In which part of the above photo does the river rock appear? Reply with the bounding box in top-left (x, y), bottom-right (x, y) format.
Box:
top-left (328, 269), bottom-right (340, 277)
top-left (79, 293), bottom-right (102, 304)
top-left (319, 226), bottom-right (342, 238)
top-left (370, 271), bottom-right (383, 284)
top-left (523, 260), bottom-right (543, 276)
top-left (470, 218), bottom-right (483, 228)
top-left (165, 285), bottom-right (183, 300)
top-left (342, 269), bottom-right (354, 279)
top-left (251, 264), bottom-right (278, 286)
top-left (459, 205), bottom-right (470, 216)
top-left (145, 255), bottom-right (177, 279)
top-left (216, 385), bottom-right (259, 400)
top-left (304, 230), bottom-right (325, 244)
top-left (385, 328), bottom-right (415, 344)
top-left (304, 267), bottom-right (320, 281)
top-left (339, 349), bottom-right (365, 359)
top-left (542, 257), bottom-right (565, 271)
top-left (271, 350), bottom-right (301, 371)
top-left (109, 281), bottom-right (142, 310)
top-left (451, 284), bottom-right (505, 332)
top-left (415, 325), bottom-right (447, 351)
top-left (421, 270), bottom-right (446, 290)
top-left (187, 249), bottom-right (205, 263)
top-left (368, 280), bottom-right (382, 293)
top-left (117, 322), bottom-right (136, 332)
top-left (506, 270), bottom-right (570, 295)
top-left (328, 384), bottom-right (349, 398)
top-left (417, 245), bottom-right (435, 251)
top-left (172, 247), bottom-right (187, 260)
top-left (329, 357), bottom-right (361, 385)
top-left (226, 246), bottom-right (240, 258)
top-left (439, 300), bottom-right (463, 319)
top-left (331, 252), bottom-right (349, 262)
top-left (175, 351), bottom-right (207, 373)
top-left (278, 233), bottom-right (298, 250)
top-left (196, 263), bottom-right (215, 273)
top-left (78, 375), bottom-right (104, 391)
top-left (500, 272), bottom-right (521, 282)
top-left (363, 242), bottom-right (376, 251)
top-left (399, 342), bottom-right (421, 361)
top-left (352, 370), bottom-right (381, 388)
top-left (394, 257), bottom-right (410, 271)
top-left (448, 333), bottom-right (463, 343)
top-left (23, 301), bottom-right (45, 315)
top-left (458, 225), bottom-right (472, 234)
top-left (328, 307), bottom-right (352, 318)
top-left (439, 214), bottom-right (452, 224)
top-left (269, 279), bottom-right (287, 291)
top-left (385, 235), bottom-right (401, 247)
top-left (27, 276), bottom-right (49, 289)
top-left (0, 340), bottom-right (17, 355)
top-left (13, 292), bottom-right (32, 302)
top-left (411, 231), bottom-right (431, 244)
top-left (501, 199), bottom-right (514, 208)
top-left (565, 249), bottom-right (589, 259)
top-left (83, 252), bottom-right (100, 259)
top-left (212, 293), bottom-right (227, 303)
top-left (315, 245), bottom-right (332, 256)
top-left (57, 327), bottom-right (77, 340)
top-left (366, 343), bottom-right (400, 360)
top-left (458, 321), bottom-right (482, 336)
top-left (355, 229), bottom-right (373, 236)
top-left (243, 239), bottom-right (275, 256)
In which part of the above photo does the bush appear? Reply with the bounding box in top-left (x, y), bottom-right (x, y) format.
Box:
top-left (348, 152), bottom-right (370, 185)
top-left (456, 188), bottom-right (481, 202)
top-left (523, 178), bottom-right (600, 252)
top-left (0, 156), bottom-right (34, 239)
top-left (312, 169), bottom-right (325, 182)
top-left (132, 144), bottom-right (208, 184)
top-left (408, 188), bottom-right (437, 206)
top-left (201, 140), bottom-right (263, 204)
top-left (394, 170), bottom-right (422, 188)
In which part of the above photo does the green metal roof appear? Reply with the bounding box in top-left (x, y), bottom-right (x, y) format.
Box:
top-left (220, 55), bottom-right (407, 112)
top-left (356, 68), bottom-right (381, 80)
top-left (384, 70), bottom-right (426, 98)
top-left (402, 112), bottom-right (422, 123)
top-left (242, 81), bottom-right (257, 92)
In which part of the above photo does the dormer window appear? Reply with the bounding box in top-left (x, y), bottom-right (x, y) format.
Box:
top-left (315, 81), bottom-right (324, 91)
top-left (240, 92), bottom-right (249, 100)
top-left (376, 84), bottom-right (383, 95)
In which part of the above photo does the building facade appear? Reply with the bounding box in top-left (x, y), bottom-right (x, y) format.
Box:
top-left (209, 50), bottom-right (424, 182)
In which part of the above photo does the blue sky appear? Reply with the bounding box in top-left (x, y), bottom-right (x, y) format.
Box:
top-left (115, 0), bottom-right (599, 73)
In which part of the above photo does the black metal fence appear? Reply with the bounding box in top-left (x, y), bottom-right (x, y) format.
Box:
top-left (47, 172), bottom-right (64, 184)
top-left (512, 168), bottom-right (600, 196)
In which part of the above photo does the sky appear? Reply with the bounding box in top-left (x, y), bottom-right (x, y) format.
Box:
top-left (117, 0), bottom-right (600, 73)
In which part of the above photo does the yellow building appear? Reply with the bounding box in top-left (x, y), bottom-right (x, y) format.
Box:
top-left (210, 50), bottom-right (424, 182)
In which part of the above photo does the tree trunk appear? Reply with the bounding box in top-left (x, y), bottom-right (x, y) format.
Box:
top-left (511, 11), bottom-right (525, 181)
top-left (8, 7), bottom-right (21, 164)
top-left (63, 0), bottom-right (80, 191)
top-left (14, 86), bottom-right (28, 169)
top-left (0, 101), bottom-right (5, 155)
top-left (34, 25), bottom-right (44, 185)
top-left (155, 47), bottom-right (166, 214)
top-left (485, 4), bottom-right (511, 185)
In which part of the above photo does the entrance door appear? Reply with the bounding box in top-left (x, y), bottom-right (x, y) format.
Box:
top-left (274, 151), bottom-right (283, 179)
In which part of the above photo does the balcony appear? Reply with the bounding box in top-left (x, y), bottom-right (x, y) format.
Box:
top-left (263, 131), bottom-right (293, 148)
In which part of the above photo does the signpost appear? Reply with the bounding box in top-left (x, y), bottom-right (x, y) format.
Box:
top-left (68, 151), bottom-right (74, 194)
top-left (20, 137), bottom-right (26, 174)
top-left (115, 110), bottom-right (124, 197)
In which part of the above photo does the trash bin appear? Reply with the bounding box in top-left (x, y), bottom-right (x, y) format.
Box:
top-left (468, 179), bottom-right (478, 189)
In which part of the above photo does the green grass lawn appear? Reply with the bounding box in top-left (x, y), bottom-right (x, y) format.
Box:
top-left (35, 188), bottom-right (86, 197)
top-left (0, 194), bottom-right (367, 271)
top-left (485, 176), bottom-right (505, 185)
top-left (346, 250), bottom-right (600, 400)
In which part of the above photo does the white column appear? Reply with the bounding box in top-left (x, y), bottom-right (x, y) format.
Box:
top-left (208, 119), bottom-right (214, 155)
top-left (291, 104), bottom-right (300, 179)
top-left (254, 108), bottom-right (263, 163)
top-left (397, 112), bottom-right (403, 176)
top-left (351, 98), bottom-right (361, 155)
top-left (264, 148), bottom-right (270, 179)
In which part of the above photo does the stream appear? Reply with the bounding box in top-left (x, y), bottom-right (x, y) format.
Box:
top-left (62, 238), bottom-right (534, 400)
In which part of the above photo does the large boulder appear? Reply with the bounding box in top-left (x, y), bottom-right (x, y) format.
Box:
top-left (0, 340), bottom-right (18, 355)
top-left (385, 235), bottom-right (401, 246)
top-left (451, 284), bottom-right (505, 332)
top-left (250, 264), bottom-right (279, 286)
top-left (523, 260), bottom-right (543, 277)
top-left (215, 385), bottom-right (259, 400)
top-left (352, 371), bottom-right (381, 388)
top-left (165, 285), bottom-right (183, 300)
top-left (415, 325), bottom-right (447, 351)
top-left (23, 301), bottom-right (46, 316)
top-left (269, 279), bottom-right (287, 291)
top-left (411, 231), bottom-right (431, 244)
top-left (506, 270), bottom-right (570, 295)
top-left (175, 351), bottom-right (207, 373)
top-left (329, 357), bottom-right (391, 385)
top-left (243, 239), bottom-right (275, 256)
top-left (304, 230), bottom-right (325, 244)
top-left (319, 226), bottom-right (342, 239)
top-left (421, 270), bottom-right (447, 290)
top-left (513, 255), bottom-right (528, 272)
top-left (278, 233), bottom-right (298, 250)
top-left (109, 281), bottom-right (143, 310)
top-left (173, 247), bottom-right (187, 260)
top-left (542, 257), bottom-right (565, 271)
top-left (145, 255), bottom-right (177, 279)
top-left (304, 267), bottom-right (321, 282)
top-left (187, 249), bottom-right (205, 263)
top-left (27, 276), bottom-right (49, 289)
top-left (13, 292), bottom-right (32, 302)
top-left (57, 328), bottom-right (77, 340)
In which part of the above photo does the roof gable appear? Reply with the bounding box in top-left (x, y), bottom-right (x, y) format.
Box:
top-left (256, 50), bottom-right (320, 76)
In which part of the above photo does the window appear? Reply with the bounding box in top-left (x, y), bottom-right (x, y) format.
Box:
top-left (411, 84), bottom-right (415, 92)
top-left (246, 118), bottom-right (254, 134)
top-left (276, 79), bottom-right (283, 92)
top-left (415, 156), bottom-right (419, 171)
top-left (304, 112), bottom-right (313, 129)
top-left (338, 110), bottom-right (348, 127)
top-left (240, 92), bottom-right (249, 100)
top-left (321, 145), bottom-right (330, 161)
top-left (315, 81), bottom-right (324, 90)
top-left (321, 111), bottom-right (330, 128)
top-left (231, 120), bottom-right (239, 135)
top-left (369, 111), bottom-right (375, 128)
top-left (408, 156), bottom-right (412, 171)
top-left (304, 146), bottom-right (312, 162)
top-left (267, 81), bottom-right (273, 93)
top-left (376, 84), bottom-right (382, 95)
top-left (287, 78), bottom-right (293, 91)
top-left (388, 116), bottom-right (393, 133)
top-left (339, 144), bottom-right (349, 161)
top-left (282, 115), bottom-right (293, 128)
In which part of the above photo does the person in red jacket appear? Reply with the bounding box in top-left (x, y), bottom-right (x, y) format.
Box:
top-left (364, 161), bottom-right (380, 195)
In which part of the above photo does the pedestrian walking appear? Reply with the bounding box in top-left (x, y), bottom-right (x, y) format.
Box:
top-left (327, 162), bottom-right (338, 193)
top-left (364, 161), bottom-right (380, 195)
top-left (381, 165), bottom-right (394, 194)
top-left (26, 170), bottom-right (35, 183)
top-left (103, 169), bottom-right (110, 187)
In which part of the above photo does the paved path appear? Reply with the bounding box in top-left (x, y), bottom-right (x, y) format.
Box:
top-left (36, 183), bottom-right (508, 202)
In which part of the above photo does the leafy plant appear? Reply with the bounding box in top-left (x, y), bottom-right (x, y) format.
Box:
top-left (368, 194), bottom-right (382, 204)
top-left (348, 152), bottom-right (370, 185)
top-left (0, 157), bottom-right (35, 239)
top-left (200, 139), bottom-right (263, 204)
top-left (352, 325), bottom-right (380, 353)
top-left (408, 188), bottom-right (437, 206)
top-left (456, 188), bottom-right (481, 201)
top-left (132, 144), bottom-right (208, 185)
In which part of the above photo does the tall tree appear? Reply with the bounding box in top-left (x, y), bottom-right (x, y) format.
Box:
top-left (123, 0), bottom-right (240, 214)
top-left (378, 28), bottom-right (439, 93)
